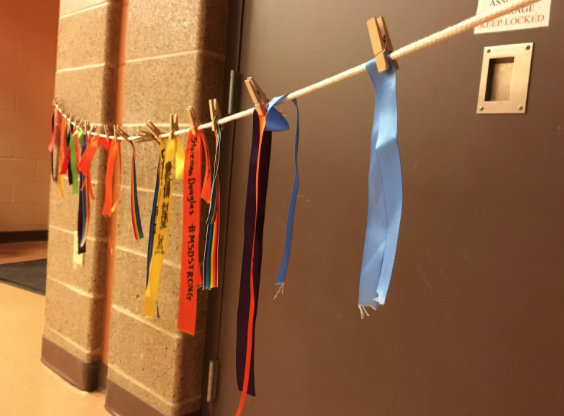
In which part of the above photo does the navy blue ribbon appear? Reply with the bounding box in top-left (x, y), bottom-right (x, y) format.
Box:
top-left (147, 164), bottom-right (160, 287)
top-left (77, 132), bottom-right (87, 254)
top-left (236, 110), bottom-right (273, 395)
top-left (66, 124), bottom-right (73, 186)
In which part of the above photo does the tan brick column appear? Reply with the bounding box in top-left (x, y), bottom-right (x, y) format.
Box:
top-left (104, 0), bottom-right (229, 415)
top-left (41, 0), bottom-right (122, 392)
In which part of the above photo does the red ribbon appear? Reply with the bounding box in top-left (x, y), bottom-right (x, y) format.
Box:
top-left (48, 107), bottom-right (60, 152)
top-left (59, 125), bottom-right (74, 175)
top-left (58, 116), bottom-right (67, 197)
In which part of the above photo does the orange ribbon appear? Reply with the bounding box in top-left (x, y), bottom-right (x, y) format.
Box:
top-left (201, 132), bottom-right (212, 204)
top-left (178, 128), bottom-right (206, 334)
top-left (102, 136), bottom-right (121, 252)
top-left (102, 137), bottom-right (121, 217)
top-left (78, 134), bottom-right (109, 200)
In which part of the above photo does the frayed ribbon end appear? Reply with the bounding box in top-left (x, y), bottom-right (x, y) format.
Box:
top-left (273, 283), bottom-right (285, 300)
top-left (358, 297), bottom-right (383, 319)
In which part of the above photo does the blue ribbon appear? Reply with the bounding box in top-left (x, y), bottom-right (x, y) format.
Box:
top-left (358, 58), bottom-right (402, 315)
top-left (264, 95), bottom-right (300, 290)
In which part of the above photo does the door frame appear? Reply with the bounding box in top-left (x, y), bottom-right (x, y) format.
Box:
top-left (200, 0), bottom-right (246, 413)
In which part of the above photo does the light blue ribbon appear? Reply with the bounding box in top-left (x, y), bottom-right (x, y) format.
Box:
top-left (358, 58), bottom-right (402, 315)
top-left (264, 95), bottom-right (300, 291)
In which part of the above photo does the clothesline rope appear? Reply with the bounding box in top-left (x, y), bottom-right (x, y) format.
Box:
top-left (55, 0), bottom-right (540, 140)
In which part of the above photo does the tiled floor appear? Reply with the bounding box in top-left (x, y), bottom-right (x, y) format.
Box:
top-left (0, 277), bottom-right (110, 415)
top-left (0, 241), bottom-right (48, 265)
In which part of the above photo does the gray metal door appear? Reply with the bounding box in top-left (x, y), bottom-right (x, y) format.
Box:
top-left (205, 1), bottom-right (564, 415)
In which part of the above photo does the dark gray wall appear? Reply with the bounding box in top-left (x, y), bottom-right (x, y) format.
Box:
top-left (206, 1), bottom-right (564, 415)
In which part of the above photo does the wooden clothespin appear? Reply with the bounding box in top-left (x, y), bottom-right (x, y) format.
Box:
top-left (245, 77), bottom-right (269, 116)
top-left (367, 16), bottom-right (399, 73)
top-left (187, 106), bottom-right (199, 128)
top-left (146, 122), bottom-right (162, 137)
top-left (117, 126), bottom-right (139, 149)
top-left (138, 121), bottom-right (161, 143)
top-left (116, 126), bottom-right (129, 140)
top-left (170, 114), bottom-right (179, 136)
top-left (88, 123), bottom-right (98, 138)
top-left (137, 129), bottom-right (159, 143)
top-left (208, 99), bottom-right (222, 133)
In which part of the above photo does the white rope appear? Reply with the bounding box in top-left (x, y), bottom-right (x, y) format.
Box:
top-left (391, 0), bottom-right (539, 60)
top-left (55, 0), bottom-right (540, 140)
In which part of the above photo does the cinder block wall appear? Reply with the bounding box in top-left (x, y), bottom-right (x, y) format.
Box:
top-left (41, 0), bottom-right (121, 392)
top-left (42, 0), bottom-right (230, 414)
top-left (104, 1), bottom-right (230, 415)
top-left (0, 0), bottom-right (59, 232)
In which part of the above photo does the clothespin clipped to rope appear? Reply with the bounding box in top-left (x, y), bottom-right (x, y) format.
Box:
top-left (88, 123), bottom-right (97, 135)
top-left (87, 123), bottom-right (97, 142)
top-left (209, 99), bottom-right (222, 133)
top-left (103, 124), bottom-right (110, 141)
top-left (137, 129), bottom-right (159, 143)
top-left (367, 16), bottom-right (399, 73)
top-left (187, 106), bottom-right (199, 129)
top-left (245, 77), bottom-right (269, 116)
top-left (116, 126), bottom-right (130, 142)
top-left (138, 121), bottom-right (161, 144)
top-left (147, 121), bottom-right (162, 137)
top-left (170, 113), bottom-right (179, 134)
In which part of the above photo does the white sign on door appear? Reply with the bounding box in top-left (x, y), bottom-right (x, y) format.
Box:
top-left (474, 0), bottom-right (552, 34)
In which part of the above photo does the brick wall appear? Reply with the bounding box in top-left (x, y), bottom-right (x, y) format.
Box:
top-left (0, 0), bottom-right (59, 232)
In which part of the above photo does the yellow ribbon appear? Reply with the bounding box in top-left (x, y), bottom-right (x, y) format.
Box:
top-left (143, 131), bottom-right (184, 317)
top-left (173, 132), bottom-right (185, 180)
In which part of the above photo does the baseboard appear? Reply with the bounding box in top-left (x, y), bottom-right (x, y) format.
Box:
top-left (105, 379), bottom-right (201, 416)
top-left (0, 230), bottom-right (48, 243)
top-left (40, 337), bottom-right (99, 392)
top-left (98, 362), bottom-right (108, 393)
